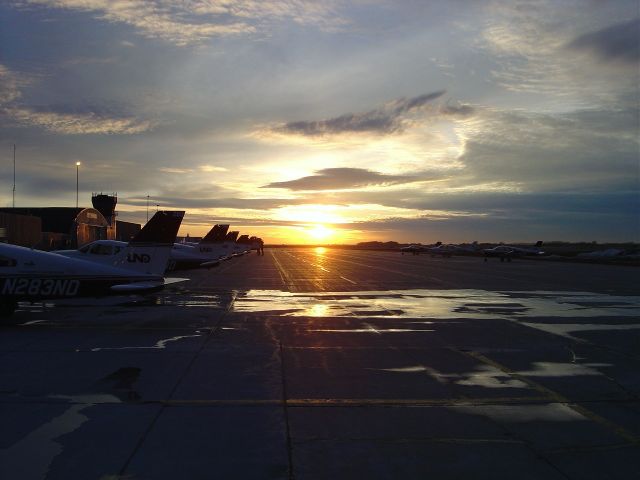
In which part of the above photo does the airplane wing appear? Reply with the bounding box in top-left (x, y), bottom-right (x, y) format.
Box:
top-left (109, 277), bottom-right (188, 292)
top-left (110, 281), bottom-right (166, 292)
top-left (199, 259), bottom-right (220, 268)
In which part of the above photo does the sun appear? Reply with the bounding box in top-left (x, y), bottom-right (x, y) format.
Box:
top-left (307, 224), bottom-right (333, 241)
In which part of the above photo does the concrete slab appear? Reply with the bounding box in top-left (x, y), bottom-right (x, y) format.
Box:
top-left (0, 402), bottom-right (161, 480)
top-left (1, 250), bottom-right (638, 479)
top-left (123, 406), bottom-right (289, 480)
top-left (292, 439), bottom-right (567, 480)
top-left (546, 445), bottom-right (640, 480)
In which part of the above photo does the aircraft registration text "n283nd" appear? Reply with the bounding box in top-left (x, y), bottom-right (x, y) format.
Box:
top-left (1, 278), bottom-right (80, 296)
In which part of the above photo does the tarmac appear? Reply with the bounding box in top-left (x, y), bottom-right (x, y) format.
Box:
top-left (1, 247), bottom-right (639, 479)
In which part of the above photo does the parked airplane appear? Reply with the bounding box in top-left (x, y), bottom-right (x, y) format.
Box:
top-left (431, 245), bottom-right (456, 257)
top-left (402, 241), bottom-right (480, 257)
top-left (483, 241), bottom-right (544, 262)
top-left (185, 225), bottom-right (250, 261)
top-left (400, 244), bottom-right (428, 255)
top-left (0, 211), bottom-right (185, 316)
top-left (58, 223), bottom-right (231, 271)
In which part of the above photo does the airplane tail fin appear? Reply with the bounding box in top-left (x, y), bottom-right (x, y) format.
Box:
top-left (112, 211), bottom-right (185, 275)
top-left (200, 224), bottom-right (229, 243)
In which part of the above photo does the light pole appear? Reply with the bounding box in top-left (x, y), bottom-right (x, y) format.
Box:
top-left (75, 162), bottom-right (81, 208)
top-left (12, 144), bottom-right (16, 208)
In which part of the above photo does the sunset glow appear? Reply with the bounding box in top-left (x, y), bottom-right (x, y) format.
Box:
top-left (307, 225), bottom-right (333, 242)
top-left (1, 2), bottom-right (637, 243)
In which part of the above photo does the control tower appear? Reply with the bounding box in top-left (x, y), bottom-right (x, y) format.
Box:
top-left (92, 193), bottom-right (117, 239)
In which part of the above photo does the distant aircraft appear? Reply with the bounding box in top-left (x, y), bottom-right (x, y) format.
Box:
top-left (483, 241), bottom-right (544, 262)
top-left (0, 211), bottom-right (186, 317)
top-left (400, 244), bottom-right (429, 255)
top-left (427, 243), bottom-right (456, 257)
top-left (402, 241), bottom-right (480, 257)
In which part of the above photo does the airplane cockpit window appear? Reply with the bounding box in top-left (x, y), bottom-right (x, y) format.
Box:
top-left (79, 244), bottom-right (92, 253)
top-left (0, 255), bottom-right (17, 267)
top-left (90, 244), bottom-right (113, 255)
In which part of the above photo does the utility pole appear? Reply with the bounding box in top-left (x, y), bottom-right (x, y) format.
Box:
top-left (12, 144), bottom-right (16, 208)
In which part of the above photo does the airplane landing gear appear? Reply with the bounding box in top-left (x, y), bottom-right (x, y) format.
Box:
top-left (0, 298), bottom-right (17, 318)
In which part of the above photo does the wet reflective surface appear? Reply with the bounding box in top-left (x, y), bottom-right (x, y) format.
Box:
top-left (1, 249), bottom-right (639, 479)
top-left (233, 289), bottom-right (640, 319)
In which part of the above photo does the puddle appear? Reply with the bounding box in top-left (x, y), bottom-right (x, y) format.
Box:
top-left (516, 361), bottom-right (612, 377)
top-left (0, 393), bottom-right (121, 480)
top-left (454, 403), bottom-right (587, 423)
top-left (376, 360), bottom-right (614, 390)
top-left (519, 322), bottom-right (640, 342)
top-left (233, 289), bottom-right (640, 320)
top-left (375, 364), bottom-right (528, 389)
top-left (96, 367), bottom-right (142, 402)
top-left (90, 334), bottom-right (201, 352)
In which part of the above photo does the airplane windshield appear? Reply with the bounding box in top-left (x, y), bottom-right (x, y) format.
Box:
top-left (90, 244), bottom-right (113, 255)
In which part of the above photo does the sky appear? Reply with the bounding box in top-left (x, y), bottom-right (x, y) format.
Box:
top-left (0, 0), bottom-right (638, 244)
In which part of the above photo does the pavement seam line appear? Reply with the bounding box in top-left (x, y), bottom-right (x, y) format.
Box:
top-left (279, 340), bottom-right (296, 480)
top-left (271, 250), bottom-right (294, 291)
top-left (117, 291), bottom-right (237, 477)
top-left (461, 349), bottom-right (640, 445)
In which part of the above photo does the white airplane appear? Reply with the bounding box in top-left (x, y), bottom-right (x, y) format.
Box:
top-left (400, 244), bottom-right (428, 255)
top-left (483, 241), bottom-right (544, 262)
top-left (426, 243), bottom-right (457, 257)
top-left (0, 211), bottom-right (186, 317)
top-left (179, 224), bottom-right (245, 264)
top-left (183, 226), bottom-right (253, 259)
top-left (57, 222), bottom-right (230, 271)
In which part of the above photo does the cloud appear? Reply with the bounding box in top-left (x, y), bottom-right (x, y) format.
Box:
top-left (263, 167), bottom-right (423, 191)
top-left (454, 106), bottom-right (639, 192)
top-left (479, 1), bottom-right (638, 102)
top-left (266, 91), bottom-right (449, 138)
top-left (4, 106), bottom-right (155, 135)
top-left (567, 19), bottom-right (640, 64)
top-left (16, 0), bottom-right (345, 46)
top-left (0, 65), bottom-right (23, 104)
top-left (0, 64), bottom-right (156, 135)
top-left (200, 165), bottom-right (228, 172)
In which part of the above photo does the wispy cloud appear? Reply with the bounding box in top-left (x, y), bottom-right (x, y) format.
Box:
top-left (5, 106), bottom-right (155, 135)
top-left (0, 63), bottom-right (155, 135)
top-left (479, 1), bottom-right (638, 103)
top-left (263, 167), bottom-right (424, 191)
top-left (200, 165), bottom-right (228, 173)
top-left (16, 0), bottom-right (346, 46)
top-left (0, 64), bottom-right (25, 104)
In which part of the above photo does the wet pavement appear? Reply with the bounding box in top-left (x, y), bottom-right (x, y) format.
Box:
top-left (1, 248), bottom-right (639, 479)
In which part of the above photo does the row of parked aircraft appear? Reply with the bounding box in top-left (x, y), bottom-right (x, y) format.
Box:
top-left (0, 211), bottom-right (263, 317)
top-left (400, 241), bottom-right (545, 261)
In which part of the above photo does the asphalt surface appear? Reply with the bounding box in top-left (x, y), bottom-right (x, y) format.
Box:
top-left (1, 248), bottom-right (639, 479)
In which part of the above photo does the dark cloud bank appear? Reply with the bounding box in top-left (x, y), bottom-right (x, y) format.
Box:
top-left (271, 91), bottom-right (473, 137)
top-left (263, 168), bottom-right (420, 190)
top-left (568, 18), bottom-right (640, 64)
